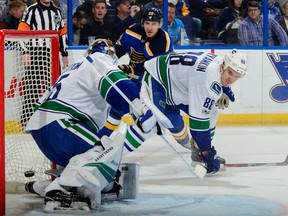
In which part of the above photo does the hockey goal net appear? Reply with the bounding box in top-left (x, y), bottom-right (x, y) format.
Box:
top-left (0, 30), bottom-right (60, 213)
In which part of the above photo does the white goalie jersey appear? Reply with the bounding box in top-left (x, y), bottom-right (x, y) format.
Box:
top-left (26, 52), bottom-right (121, 132)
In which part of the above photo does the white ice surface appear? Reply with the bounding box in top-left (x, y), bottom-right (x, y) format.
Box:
top-left (6, 126), bottom-right (288, 216)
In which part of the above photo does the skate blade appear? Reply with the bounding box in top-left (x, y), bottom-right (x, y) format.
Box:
top-left (44, 201), bottom-right (90, 214)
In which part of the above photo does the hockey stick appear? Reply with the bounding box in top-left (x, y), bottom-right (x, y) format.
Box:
top-left (156, 124), bottom-right (207, 179)
top-left (224, 154), bottom-right (288, 167)
top-left (86, 57), bottom-right (206, 177)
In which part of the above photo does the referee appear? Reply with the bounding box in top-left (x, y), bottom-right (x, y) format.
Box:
top-left (17, 0), bottom-right (69, 127)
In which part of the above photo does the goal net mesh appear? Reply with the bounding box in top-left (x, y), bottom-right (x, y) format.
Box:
top-left (2, 31), bottom-right (59, 190)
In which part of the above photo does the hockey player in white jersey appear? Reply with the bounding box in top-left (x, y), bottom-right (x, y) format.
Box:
top-left (141, 49), bottom-right (248, 174)
top-left (24, 39), bottom-right (156, 212)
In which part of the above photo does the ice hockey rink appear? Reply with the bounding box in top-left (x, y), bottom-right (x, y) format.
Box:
top-left (6, 126), bottom-right (288, 216)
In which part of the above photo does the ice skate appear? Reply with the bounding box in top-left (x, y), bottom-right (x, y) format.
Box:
top-left (191, 145), bottom-right (226, 167)
top-left (44, 190), bottom-right (91, 213)
top-left (25, 181), bottom-right (39, 195)
top-left (25, 180), bottom-right (51, 197)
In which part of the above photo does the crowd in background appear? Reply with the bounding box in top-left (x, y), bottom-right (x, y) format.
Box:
top-left (1, 0), bottom-right (288, 46)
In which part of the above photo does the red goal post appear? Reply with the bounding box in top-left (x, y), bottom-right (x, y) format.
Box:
top-left (0, 30), bottom-right (60, 214)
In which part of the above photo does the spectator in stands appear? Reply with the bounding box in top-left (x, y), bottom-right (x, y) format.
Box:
top-left (136, 0), bottom-right (150, 5)
top-left (238, 1), bottom-right (288, 45)
top-left (77, 0), bottom-right (111, 18)
top-left (27, 0), bottom-right (36, 6)
top-left (52, 0), bottom-right (67, 21)
top-left (129, 0), bottom-right (142, 21)
top-left (72, 10), bottom-right (88, 45)
top-left (172, 0), bottom-right (202, 41)
top-left (80, 0), bottom-right (114, 45)
top-left (0, 0), bottom-right (6, 19)
top-left (143, 0), bottom-right (163, 13)
top-left (260, 0), bottom-right (282, 22)
top-left (76, 0), bottom-right (93, 17)
top-left (279, 0), bottom-right (288, 34)
top-left (0, 0), bottom-right (26, 29)
top-left (217, 0), bottom-right (246, 44)
top-left (189, 0), bottom-right (228, 39)
top-left (217, 0), bottom-right (246, 31)
top-left (167, 2), bottom-right (187, 44)
top-left (62, 0), bottom-right (81, 13)
top-left (112, 0), bottom-right (139, 41)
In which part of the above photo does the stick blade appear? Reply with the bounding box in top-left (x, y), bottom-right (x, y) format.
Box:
top-left (194, 164), bottom-right (207, 179)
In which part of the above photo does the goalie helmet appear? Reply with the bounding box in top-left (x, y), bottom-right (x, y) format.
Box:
top-left (141, 7), bottom-right (163, 25)
top-left (84, 38), bottom-right (117, 61)
top-left (223, 49), bottom-right (248, 76)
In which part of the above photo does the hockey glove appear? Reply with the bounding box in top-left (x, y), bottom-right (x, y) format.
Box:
top-left (222, 86), bottom-right (235, 102)
top-left (215, 93), bottom-right (229, 110)
top-left (202, 147), bottom-right (220, 174)
top-left (137, 109), bottom-right (156, 133)
top-left (118, 64), bottom-right (136, 79)
top-left (131, 98), bottom-right (156, 133)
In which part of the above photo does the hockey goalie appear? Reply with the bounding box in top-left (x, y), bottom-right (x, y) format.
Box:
top-left (24, 39), bottom-right (157, 213)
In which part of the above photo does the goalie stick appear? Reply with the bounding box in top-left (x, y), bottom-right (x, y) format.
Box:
top-left (224, 154), bottom-right (288, 167)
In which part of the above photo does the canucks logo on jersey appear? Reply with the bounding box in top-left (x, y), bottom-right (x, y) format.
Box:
top-left (211, 82), bottom-right (222, 95)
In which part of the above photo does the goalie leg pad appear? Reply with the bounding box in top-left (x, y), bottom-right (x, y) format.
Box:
top-left (59, 145), bottom-right (104, 188)
top-left (77, 170), bottom-right (102, 211)
top-left (60, 122), bottom-right (127, 188)
top-left (75, 124), bottom-right (127, 209)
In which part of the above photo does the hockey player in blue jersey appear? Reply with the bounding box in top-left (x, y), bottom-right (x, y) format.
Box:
top-left (140, 49), bottom-right (248, 174)
top-left (24, 39), bottom-right (157, 212)
top-left (115, 7), bottom-right (174, 85)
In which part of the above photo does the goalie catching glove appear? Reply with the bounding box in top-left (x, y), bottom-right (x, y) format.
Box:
top-left (131, 98), bottom-right (156, 133)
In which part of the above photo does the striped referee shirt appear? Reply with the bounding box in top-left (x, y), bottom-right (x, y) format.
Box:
top-left (18, 1), bottom-right (68, 57)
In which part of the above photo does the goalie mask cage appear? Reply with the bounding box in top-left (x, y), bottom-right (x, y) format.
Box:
top-left (0, 30), bottom-right (60, 214)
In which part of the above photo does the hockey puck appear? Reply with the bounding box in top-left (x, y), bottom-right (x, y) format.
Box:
top-left (24, 170), bottom-right (35, 177)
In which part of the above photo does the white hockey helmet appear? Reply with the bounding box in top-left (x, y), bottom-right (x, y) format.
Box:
top-left (223, 49), bottom-right (248, 76)
top-left (84, 38), bottom-right (117, 61)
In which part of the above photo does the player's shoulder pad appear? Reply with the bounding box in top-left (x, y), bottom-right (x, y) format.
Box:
top-left (152, 29), bottom-right (171, 43)
top-left (145, 30), bottom-right (172, 57)
top-left (125, 23), bottom-right (145, 39)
